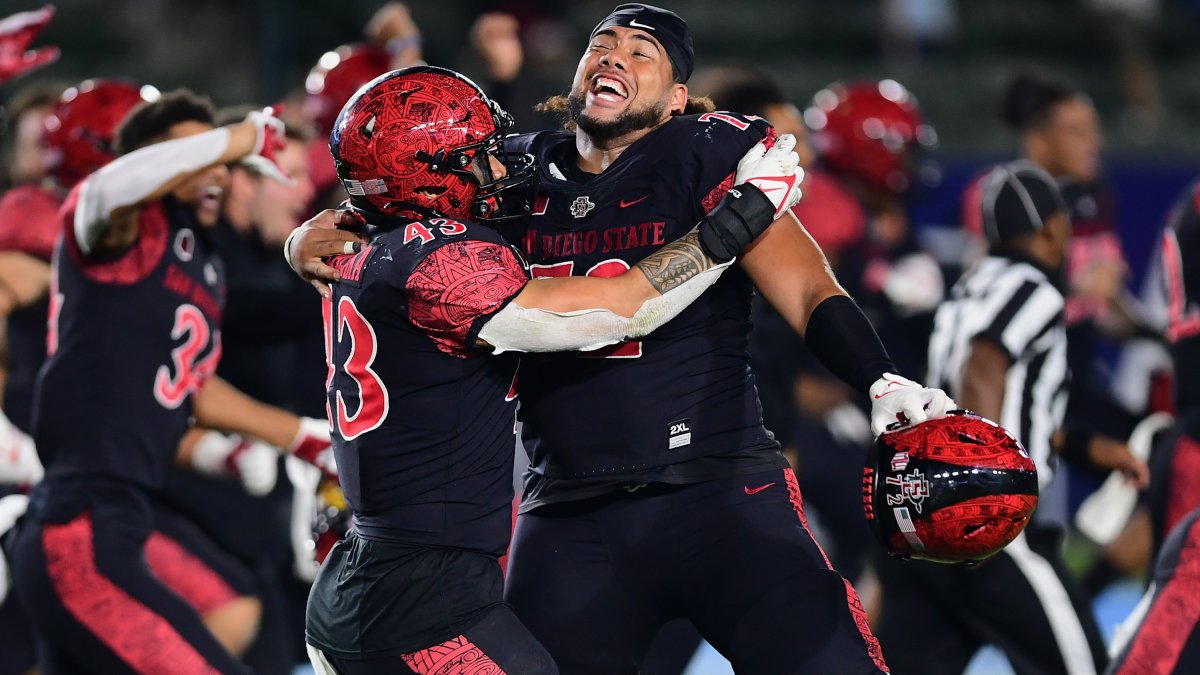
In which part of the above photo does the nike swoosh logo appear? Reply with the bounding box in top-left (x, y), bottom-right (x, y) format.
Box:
top-left (873, 382), bottom-right (905, 399)
top-left (629, 19), bottom-right (655, 30)
top-left (619, 194), bottom-right (650, 208)
top-left (744, 482), bottom-right (775, 495)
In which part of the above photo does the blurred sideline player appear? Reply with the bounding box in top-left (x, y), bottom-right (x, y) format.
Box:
top-left (1104, 181), bottom-right (1200, 675)
top-left (6, 89), bottom-right (331, 674)
top-left (290, 4), bottom-right (957, 673)
top-left (0, 79), bottom-right (283, 669)
top-left (877, 162), bottom-right (1114, 674)
top-left (301, 65), bottom-right (801, 674)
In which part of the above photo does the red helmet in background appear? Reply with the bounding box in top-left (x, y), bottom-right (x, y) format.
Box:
top-left (42, 79), bottom-right (159, 188)
top-left (304, 43), bottom-right (391, 137)
top-left (864, 410), bottom-right (1038, 565)
top-left (330, 65), bottom-right (535, 222)
top-left (806, 80), bottom-right (937, 195)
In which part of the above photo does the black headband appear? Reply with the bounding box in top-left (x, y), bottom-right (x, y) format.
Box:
top-left (590, 3), bottom-right (694, 83)
top-left (981, 160), bottom-right (1068, 244)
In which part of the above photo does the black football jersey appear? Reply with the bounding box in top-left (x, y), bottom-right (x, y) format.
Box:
top-left (33, 188), bottom-right (225, 490)
top-left (1163, 180), bottom-right (1200, 422)
top-left (499, 112), bottom-right (787, 509)
top-left (324, 215), bottom-right (527, 555)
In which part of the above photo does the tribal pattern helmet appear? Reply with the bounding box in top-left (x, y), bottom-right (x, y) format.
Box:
top-left (806, 80), bottom-right (937, 195)
top-left (304, 43), bottom-right (392, 137)
top-left (864, 410), bottom-right (1038, 565)
top-left (42, 79), bottom-right (158, 188)
top-left (330, 65), bottom-right (535, 222)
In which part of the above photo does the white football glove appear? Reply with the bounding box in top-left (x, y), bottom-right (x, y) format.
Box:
top-left (734, 133), bottom-right (804, 221)
top-left (0, 407), bottom-right (41, 487)
top-left (0, 493), bottom-right (29, 605)
top-left (288, 416), bottom-right (338, 481)
top-left (285, 455), bottom-right (322, 583)
top-left (869, 372), bottom-right (956, 437)
top-left (189, 430), bottom-right (280, 497)
top-left (241, 107), bottom-right (294, 185)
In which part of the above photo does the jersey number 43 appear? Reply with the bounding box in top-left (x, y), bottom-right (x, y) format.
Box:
top-left (324, 296), bottom-right (390, 440)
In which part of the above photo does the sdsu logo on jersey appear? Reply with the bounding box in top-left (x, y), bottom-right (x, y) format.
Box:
top-left (570, 196), bottom-right (595, 219)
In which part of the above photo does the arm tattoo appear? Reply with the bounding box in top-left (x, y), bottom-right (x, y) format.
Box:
top-left (636, 229), bottom-right (717, 294)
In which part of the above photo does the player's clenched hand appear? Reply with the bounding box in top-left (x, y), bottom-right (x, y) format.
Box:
top-left (0, 5), bottom-right (58, 85)
top-left (869, 372), bottom-right (956, 437)
top-left (241, 106), bottom-right (293, 185)
top-left (284, 209), bottom-right (366, 299)
top-left (189, 431), bottom-right (280, 496)
top-left (288, 417), bottom-right (338, 481)
top-left (735, 133), bottom-right (803, 221)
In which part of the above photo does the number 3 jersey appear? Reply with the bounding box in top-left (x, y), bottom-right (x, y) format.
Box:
top-left (323, 216), bottom-right (527, 555)
top-left (33, 187), bottom-right (225, 491)
top-left (499, 112), bottom-right (786, 509)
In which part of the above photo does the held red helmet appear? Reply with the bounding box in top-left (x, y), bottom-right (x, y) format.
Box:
top-left (805, 80), bottom-right (937, 195)
top-left (330, 65), bottom-right (535, 222)
top-left (42, 79), bottom-right (159, 188)
top-left (863, 410), bottom-right (1038, 565)
top-left (304, 43), bottom-right (391, 137)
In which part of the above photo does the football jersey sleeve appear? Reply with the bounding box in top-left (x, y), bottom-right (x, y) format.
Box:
top-left (0, 185), bottom-right (62, 261)
top-left (59, 181), bottom-right (169, 285)
top-left (404, 239), bottom-right (528, 357)
top-left (688, 112), bottom-right (776, 213)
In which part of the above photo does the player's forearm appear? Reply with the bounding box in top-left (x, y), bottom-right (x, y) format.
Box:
top-left (960, 337), bottom-right (1009, 422)
top-left (75, 123), bottom-right (259, 255)
top-left (191, 376), bottom-right (299, 449)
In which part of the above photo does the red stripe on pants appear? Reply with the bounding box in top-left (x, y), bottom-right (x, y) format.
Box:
top-left (41, 513), bottom-right (221, 675)
top-left (783, 468), bottom-right (890, 673)
top-left (1118, 517), bottom-right (1200, 674)
top-left (401, 634), bottom-right (506, 674)
top-left (145, 531), bottom-right (239, 615)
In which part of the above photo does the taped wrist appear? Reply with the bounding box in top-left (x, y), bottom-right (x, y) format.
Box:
top-left (698, 183), bottom-right (776, 263)
top-left (806, 295), bottom-right (898, 394)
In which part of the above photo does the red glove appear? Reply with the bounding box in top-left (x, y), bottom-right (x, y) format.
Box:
top-left (288, 416), bottom-right (338, 480)
top-left (0, 6), bottom-right (59, 85)
top-left (241, 106), bottom-right (293, 185)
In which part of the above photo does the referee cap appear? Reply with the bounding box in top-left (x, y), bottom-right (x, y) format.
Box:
top-left (980, 160), bottom-right (1067, 245)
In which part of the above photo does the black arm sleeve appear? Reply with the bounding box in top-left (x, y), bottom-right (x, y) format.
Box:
top-left (804, 294), bottom-right (898, 394)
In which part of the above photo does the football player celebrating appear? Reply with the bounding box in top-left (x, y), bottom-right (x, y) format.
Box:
top-left (5, 89), bottom-right (332, 674)
top-left (290, 5), bottom-right (954, 672)
top-left (301, 64), bottom-right (801, 675)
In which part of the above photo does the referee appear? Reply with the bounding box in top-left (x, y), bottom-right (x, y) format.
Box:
top-left (873, 161), bottom-right (1110, 675)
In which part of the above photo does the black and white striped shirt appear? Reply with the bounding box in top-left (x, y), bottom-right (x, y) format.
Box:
top-left (927, 254), bottom-right (1068, 490)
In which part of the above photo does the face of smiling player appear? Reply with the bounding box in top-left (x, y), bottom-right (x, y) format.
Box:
top-left (567, 25), bottom-right (687, 145)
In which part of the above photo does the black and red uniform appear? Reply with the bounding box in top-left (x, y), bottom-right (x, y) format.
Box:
top-left (304, 215), bottom-right (555, 674)
top-left (9, 186), bottom-right (251, 674)
top-left (498, 112), bottom-right (888, 674)
top-left (1149, 180), bottom-right (1200, 551)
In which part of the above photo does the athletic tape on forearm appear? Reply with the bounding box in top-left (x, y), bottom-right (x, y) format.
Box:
top-left (74, 127), bottom-right (232, 255)
top-left (478, 262), bottom-right (730, 354)
top-left (698, 183), bottom-right (776, 263)
top-left (805, 294), bottom-right (898, 394)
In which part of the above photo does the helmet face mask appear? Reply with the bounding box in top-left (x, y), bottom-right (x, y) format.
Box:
top-left (863, 410), bottom-right (1038, 565)
top-left (330, 66), bottom-right (536, 224)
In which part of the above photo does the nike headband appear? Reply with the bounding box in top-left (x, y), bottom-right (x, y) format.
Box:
top-left (980, 160), bottom-right (1068, 245)
top-left (590, 3), bottom-right (695, 83)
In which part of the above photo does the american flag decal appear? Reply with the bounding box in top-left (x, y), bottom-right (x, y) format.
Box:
top-left (344, 178), bottom-right (387, 196)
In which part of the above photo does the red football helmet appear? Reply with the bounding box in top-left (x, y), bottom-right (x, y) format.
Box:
top-left (864, 410), bottom-right (1038, 565)
top-left (330, 65), bottom-right (535, 222)
top-left (42, 79), bottom-right (158, 188)
top-left (304, 43), bottom-right (391, 137)
top-left (806, 80), bottom-right (937, 195)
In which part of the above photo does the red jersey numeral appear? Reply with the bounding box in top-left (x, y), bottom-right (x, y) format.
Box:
top-left (698, 112), bottom-right (751, 130)
top-left (403, 219), bottom-right (468, 245)
top-left (154, 304), bottom-right (217, 409)
top-left (325, 296), bottom-right (390, 440)
top-left (529, 259), bottom-right (643, 359)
